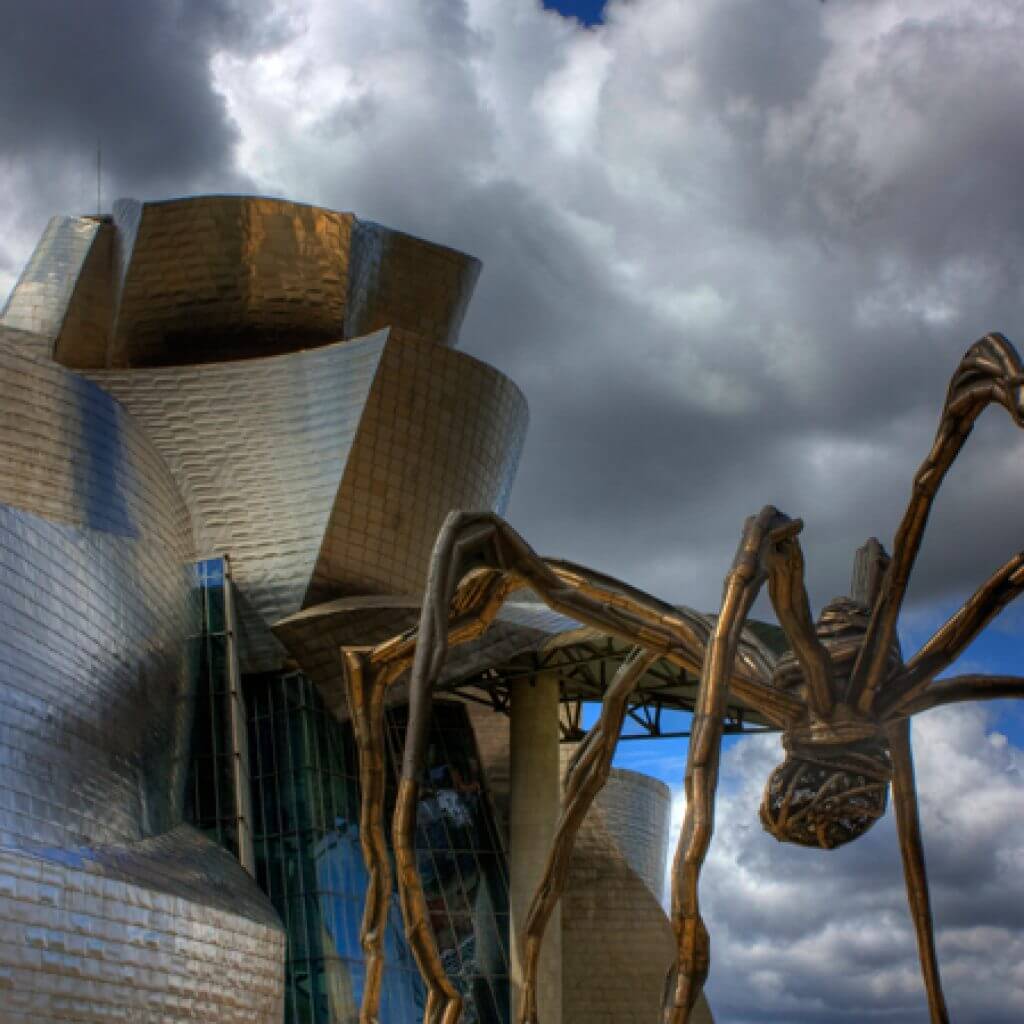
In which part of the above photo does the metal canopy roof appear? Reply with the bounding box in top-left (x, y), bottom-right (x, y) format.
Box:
top-left (273, 595), bottom-right (787, 739)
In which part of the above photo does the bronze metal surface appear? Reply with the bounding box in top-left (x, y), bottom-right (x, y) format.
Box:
top-left (2, 195), bottom-right (483, 367)
top-left (341, 333), bottom-right (1024, 1024)
top-left (339, 512), bottom-right (799, 1023)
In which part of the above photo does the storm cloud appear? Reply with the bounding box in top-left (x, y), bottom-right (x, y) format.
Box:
top-left (2, 0), bottom-right (1023, 1019)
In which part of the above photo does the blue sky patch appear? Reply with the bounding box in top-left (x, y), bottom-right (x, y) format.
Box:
top-left (543, 0), bottom-right (607, 27)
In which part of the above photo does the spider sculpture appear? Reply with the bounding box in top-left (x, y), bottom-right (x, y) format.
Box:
top-left (341, 333), bottom-right (1024, 1024)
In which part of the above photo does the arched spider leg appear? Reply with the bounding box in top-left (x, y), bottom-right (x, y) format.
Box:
top-left (879, 550), bottom-right (1024, 716)
top-left (664, 505), bottom-right (801, 1024)
top-left (884, 718), bottom-right (950, 1024)
top-left (344, 567), bottom-right (522, 1024)
top-left (850, 332), bottom-right (1024, 714)
top-left (903, 674), bottom-right (1024, 714)
top-left (516, 646), bottom-right (660, 1024)
top-left (386, 510), bottom-right (801, 1024)
top-left (342, 650), bottom-right (405, 1024)
top-left (766, 518), bottom-right (834, 719)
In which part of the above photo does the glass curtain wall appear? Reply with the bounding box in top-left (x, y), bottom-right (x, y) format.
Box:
top-left (185, 556), bottom-right (242, 859)
top-left (244, 672), bottom-right (510, 1024)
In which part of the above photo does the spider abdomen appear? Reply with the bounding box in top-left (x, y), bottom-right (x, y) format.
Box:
top-left (759, 738), bottom-right (893, 849)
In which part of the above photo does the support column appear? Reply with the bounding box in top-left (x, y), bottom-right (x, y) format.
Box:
top-left (509, 672), bottom-right (562, 1023)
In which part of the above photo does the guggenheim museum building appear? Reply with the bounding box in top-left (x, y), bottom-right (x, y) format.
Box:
top-left (0, 196), bottom-right (725, 1024)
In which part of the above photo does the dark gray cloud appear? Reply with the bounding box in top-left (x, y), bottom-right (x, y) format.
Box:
top-left (203, 0), bottom-right (1024, 616)
top-left (3, 1), bottom-right (1024, 1018)
top-left (0, 0), bottom-right (288, 274)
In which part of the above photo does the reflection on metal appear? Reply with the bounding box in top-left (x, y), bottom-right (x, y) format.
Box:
top-left (0, 331), bottom-right (285, 1021)
top-left (89, 329), bottom-right (527, 672)
top-left (87, 331), bottom-right (391, 670)
top-left (0, 215), bottom-right (103, 340)
top-left (2, 195), bottom-right (483, 367)
top-left (1, 193), bottom-right (533, 1023)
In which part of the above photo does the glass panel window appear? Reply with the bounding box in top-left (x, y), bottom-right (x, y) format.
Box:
top-left (211, 669), bottom-right (513, 1024)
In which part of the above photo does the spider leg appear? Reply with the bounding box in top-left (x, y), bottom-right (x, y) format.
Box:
top-left (766, 525), bottom-right (834, 718)
top-left (517, 646), bottom-right (660, 1024)
top-left (342, 650), bottom-right (391, 1024)
top-left (900, 673), bottom-right (1024, 715)
top-left (663, 506), bottom-right (798, 1024)
top-left (346, 509), bottom-right (794, 1022)
top-left (880, 551), bottom-right (1024, 715)
top-left (345, 564), bottom-right (521, 1024)
top-left (885, 719), bottom-right (950, 1024)
top-left (392, 510), bottom-right (713, 1023)
top-left (850, 333), bottom-right (1024, 715)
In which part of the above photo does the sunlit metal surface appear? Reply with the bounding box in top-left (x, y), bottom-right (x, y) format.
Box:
top-left (0, 329), bottom-right (285, 1021)
top-left (87, 331), bottom-right (390, 670)
top-left (0, 193), bottom-right (532, 1023)
top-left (2, 196), bottom-right (483, 367)
top-left (88, 329), bottom-right (528, 672)
top-left (0, 216), bottom-right (101, 339)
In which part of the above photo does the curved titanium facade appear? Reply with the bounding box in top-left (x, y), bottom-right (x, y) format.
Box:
top-left (305, 332), bottom-right (528, 603)
top-left (598, 769), bottom-right (672, 902)
top-left (86, 332), bottom-right (390, 671)
top-left (2, 196), bottom-right (483, 368)
top-left (1, 193), bottom-right (530, 1023)
top-left (88, 329), bottom-right (528, 672)
top-left (0, 327), bottom-right (285, 1021)
top-left (559, 740), bottom-right (673, 905)
top-left (0, 328), bottom-right (194, 844)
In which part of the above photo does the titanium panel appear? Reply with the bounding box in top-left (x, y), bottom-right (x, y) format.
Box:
top-left (0, 329), bottom-right (194, 845)
top-left (346, 217), bottom-right (481, 346)
top-left (108, 197), bottom-right (354, 366)
top-left (0, 328), bottom-right (285, 1021)
top-left (52, 218), bottom-right (115, 368)
top-left (0, 832), bottom-right (284, 1024)
top-left (13, 195), bottom-right (482, 367)
top-left (88, 330), bottom-right (528, 674)
top-left (86, 331), bottom-right (391, 672)
top-left (0, 216), bottom-right (101, 340)
top-left (306, 332), bottom-right (529, 603)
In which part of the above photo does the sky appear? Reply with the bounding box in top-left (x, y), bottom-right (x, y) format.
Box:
top-left (2, 1), bottom-right (1023, 1020)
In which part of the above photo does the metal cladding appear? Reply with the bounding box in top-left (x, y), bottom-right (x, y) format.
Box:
top-left (2, 196), bottom-right (483, 368)
top-left (0, 193), bottom-right (528, 1022)
top-left (0, 329), bottom-right (194, 845)
top-left (0, 328), bottom-right (285, 1021)
top-left (87, 329), bottom-right (528, 672)
top-left (86, 331), bottom-right (391, 671)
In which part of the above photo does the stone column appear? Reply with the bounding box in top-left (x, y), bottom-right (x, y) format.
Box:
top-left (509, 672), bottom-right (563, 1023)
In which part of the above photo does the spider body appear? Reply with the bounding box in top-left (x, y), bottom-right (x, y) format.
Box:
top-left (342, 333), bottom-right (1024, 1024)
top-left (762, 595), bottom-right (901, 849)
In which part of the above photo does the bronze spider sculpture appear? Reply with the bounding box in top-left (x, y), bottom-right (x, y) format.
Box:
top-left (341, 332), bottom-right (1024, 1024)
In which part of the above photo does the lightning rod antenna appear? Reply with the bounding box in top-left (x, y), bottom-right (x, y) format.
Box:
top-left (96, 139), bottom-right (101, 215)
